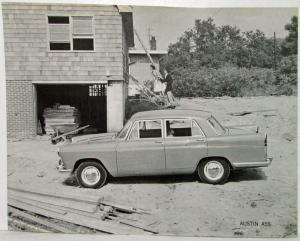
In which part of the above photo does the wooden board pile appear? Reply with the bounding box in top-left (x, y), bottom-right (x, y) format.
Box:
top-left (7, 186), bottom-right (158, 234)
top-left (43, 104), bottom-right (81, 135)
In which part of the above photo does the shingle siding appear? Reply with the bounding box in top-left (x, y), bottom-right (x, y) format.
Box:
top-left (2, 3), bottom-right (124, 83)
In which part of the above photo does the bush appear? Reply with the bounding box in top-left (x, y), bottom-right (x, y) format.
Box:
top-left (171, 66), bottom-right (296, 97)
top-left (125, 98), bottom-right (159, 120)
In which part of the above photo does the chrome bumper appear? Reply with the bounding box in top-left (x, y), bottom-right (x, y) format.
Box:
top-left (266, 157), bottom-right (273, 166)
top-left (233, 157), bottom-right (273, 168)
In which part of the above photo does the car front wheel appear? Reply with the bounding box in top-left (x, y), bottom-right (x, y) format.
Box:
top-left (75, 161), bottom-right (107, 188)
top-left (197, 158), bottom-right (230, 184)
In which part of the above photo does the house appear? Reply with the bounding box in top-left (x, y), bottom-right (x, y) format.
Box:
top-left (128, 49), bottom-right (167, 96)
top-left (2, 3), bottom-right (134, 137)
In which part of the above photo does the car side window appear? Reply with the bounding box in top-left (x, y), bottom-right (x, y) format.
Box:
top-left (191, 120), bottom-right (205, 137)
top-left (128, 122), bottom-right (139, 140)
top-left (139, 120), bottom-right (162, 139)
top-left (166, 119), bottom-right (192, 137)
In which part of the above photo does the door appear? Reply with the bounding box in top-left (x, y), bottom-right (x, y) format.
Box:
top-left (164, 119), bottom-right (207, 173)
top-left (116, 119), bottom-right (166, 176)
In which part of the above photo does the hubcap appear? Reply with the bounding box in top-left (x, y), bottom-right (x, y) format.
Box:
top-left (204, 161), bottom-right (224, 181)
top-left (81, 166), bottom-right (101, 185)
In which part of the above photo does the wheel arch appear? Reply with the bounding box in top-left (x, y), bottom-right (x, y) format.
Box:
top-left (72, 158), bottom-right (111, 176)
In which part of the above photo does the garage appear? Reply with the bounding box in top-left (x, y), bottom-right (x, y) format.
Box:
top-left (36, 84), bottom-right (107, 135)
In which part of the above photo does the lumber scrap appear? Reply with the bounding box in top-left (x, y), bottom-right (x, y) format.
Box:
top-left (8, 216), bottom-right (50, 233)
top-left (9, 206), bottom-right (76, 233)
top-left (100, 199), bottom-right (151, 214)
top-left (8, 198), bottom-right (147, 235)
top-left (51, 125), bottom-right (90, 141)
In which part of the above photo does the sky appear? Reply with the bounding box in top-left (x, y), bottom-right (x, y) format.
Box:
top-left (132, 7), bottom-right (298, 51)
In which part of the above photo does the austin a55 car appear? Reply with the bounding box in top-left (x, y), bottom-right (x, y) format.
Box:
top-left (57, 109), bottom-right (272, 188)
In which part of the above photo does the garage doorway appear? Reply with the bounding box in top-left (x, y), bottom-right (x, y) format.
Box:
top-left (36, 84), bottom-right (107, 134)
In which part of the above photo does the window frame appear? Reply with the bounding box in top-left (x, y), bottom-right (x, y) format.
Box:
top-left (47, 14), bottom-right (95, 52)
top-left (164, 118), bottom-right (206, 139)
top-left (207, 116), bottom-right (226, 136)
top-left (126, 119), bottom-right (164, 141)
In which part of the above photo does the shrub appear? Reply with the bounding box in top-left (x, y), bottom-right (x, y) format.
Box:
top-left (170, 66), bottom-right (295, 97)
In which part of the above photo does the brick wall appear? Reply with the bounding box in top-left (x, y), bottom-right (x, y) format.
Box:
top-left (6, 80), bottom-right (35, 137)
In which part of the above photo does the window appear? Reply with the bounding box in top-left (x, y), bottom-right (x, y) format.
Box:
top-left (117, 121), bottom-right (132, 139)
top-left (165, 119), bottom-right (205, 137)
top-left (128, 120), bottom-right (162, 140)
top-left (48, 16), bottom-right (94, 51)
top-left (207, 116), bottom-right (225, 135)
top-left (128, 122), bottom-right (139, 140)
top-left (191, 120), bottom-right (205, 137)
top-left (89, 84), bottom-right (106, 97)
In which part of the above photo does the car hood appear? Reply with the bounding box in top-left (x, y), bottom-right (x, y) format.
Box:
top-left (71, 133), bottom-right (116, 144)
top-left (225, 124), bottom-right (259, 135)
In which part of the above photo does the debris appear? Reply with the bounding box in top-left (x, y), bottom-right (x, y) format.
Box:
top-left (8, 216), bottom-right (50, 233)
top-left (282, 133), bottom-right (295, 142)
top-left (228, 109), bottom-right (277, 116)
top-left (8, 171), bottom-right (15, 176)
top-left (8, 186), bottom-right (156, 234)
top-left (51, 124), bottom-right (90, 144)
top-left (9, 206), bottom-right (76, 233)
top-left (250, 201), bottom-right (257, 208)
top-left (234, 231), bottom-right (244, 236)
top-left (37, 171), bottom-right (46, 178)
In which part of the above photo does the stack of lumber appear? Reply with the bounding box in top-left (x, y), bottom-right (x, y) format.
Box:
top-left (7, 186), bottom-right (157, 234)
top-left (43, 104), bottom-right (81, 135)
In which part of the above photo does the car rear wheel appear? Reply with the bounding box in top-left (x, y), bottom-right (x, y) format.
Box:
top-left (197, 158), bottom-right (230, 184)
top-left (75, 161), bottom-right (107, 189)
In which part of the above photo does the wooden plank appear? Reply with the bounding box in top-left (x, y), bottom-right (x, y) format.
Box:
top-left (108, 216), bottom-right (158, 234)
top-left (8, 198), bottom-right (146, 235)
top-left (9, 190), bottom-right (98, 213)
top-left (8, 186), bottom-right (100, 205)
top-left (9, 196), bottom-right (67, 215)
top-left (9, 206), bottom-right (76, 233)
top-left (133, 28), bottom-right (155, 66)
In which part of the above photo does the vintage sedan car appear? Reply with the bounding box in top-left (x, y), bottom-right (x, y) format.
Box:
top-left (57, 109), bottom-right (272, 188)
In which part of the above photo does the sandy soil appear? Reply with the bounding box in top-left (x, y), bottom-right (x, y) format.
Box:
top-left (7, 96), bottom-right (297, 238)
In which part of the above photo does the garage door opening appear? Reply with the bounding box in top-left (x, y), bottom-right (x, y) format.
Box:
top-left (36, 84), bottom-right (107, 135)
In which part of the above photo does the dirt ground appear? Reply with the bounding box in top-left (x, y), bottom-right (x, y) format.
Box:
top-left (7, 96), bottom-right (297, 238)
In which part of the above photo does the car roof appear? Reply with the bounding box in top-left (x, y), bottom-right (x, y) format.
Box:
top-left (131, 109), bottom-right (212, 120)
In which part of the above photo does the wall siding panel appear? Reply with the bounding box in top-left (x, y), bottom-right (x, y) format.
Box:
top-left (2, 3), bottom-right (124, 82)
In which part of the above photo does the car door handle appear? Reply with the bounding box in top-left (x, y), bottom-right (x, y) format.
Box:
top-left (195, 139), bottom-right (206, 142)
top-left (155, 141), bottom-right (164, 144)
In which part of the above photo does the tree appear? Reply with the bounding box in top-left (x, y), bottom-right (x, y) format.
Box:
top-left (281, 16), bottom-right (298, 56)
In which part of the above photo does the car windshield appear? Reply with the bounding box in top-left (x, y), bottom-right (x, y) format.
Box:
top-left (116, 120), bottom-right (132, 139)
top-left (207, 116), bottom-right (226, 135)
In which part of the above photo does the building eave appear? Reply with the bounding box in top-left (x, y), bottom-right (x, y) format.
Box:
top-left (129, 49), bottom-right (168, 55)
top-left (116, 5), bottom-right (134, 47)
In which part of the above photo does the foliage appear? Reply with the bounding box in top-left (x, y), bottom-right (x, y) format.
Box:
top-left (159, 17), bottom-right (297, 97)
top-left (281, 16), bottom-right (298, 56)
